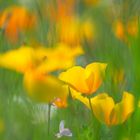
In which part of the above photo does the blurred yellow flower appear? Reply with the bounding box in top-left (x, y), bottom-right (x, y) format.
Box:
top-left (72, 91), bottom-right (134, 126)
top-left (59, 62), bottom-right (107, 95)
top-left (81, 19), bottom-right (95, 43)
top-left (36, 43), bottom-right (83, 73)
top-left (0, 45), bottom-right (73, 103)
top-left (58, 17), bottom-right (95, 46)
top-left (0, 43), bottom-right (83, 73)
top-left (58, 17), bottom-right (81, 46)
top-left (0, 47), bottom-right (35, 73)
top-left (23, 69), bottom-right (68, 103)
top-left (0, 6), bottom-right (36, 43)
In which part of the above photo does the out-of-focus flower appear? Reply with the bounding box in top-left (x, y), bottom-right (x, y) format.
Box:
top-left (36, 43), bottom-right (84, 73)
top-left (0, 45), bottom-right (71, 103)
top-left (81, 19), bottom-right (95, 43)
top-left (59, 62), bottom-right (107, 95)
top-left (113, 20), bottom-right (125, 41)
top-left (58, 17), bottom-right (81, 46)
top-left (72, 91), bottom-right (134, 126)
top-left (0, 43), bottom-right (83, 73)
top-left (53, 97), bottom-right (68, 108)
top-left (0, 6), bottom-right (36, 43)
top-left (113, 17), bottom-right (138, 42)
top-left (58, 17), bottom-right (95, 46)
top-left (48, 0), bottom-right (75, 22)
top-left (0, 46), bottom-right (35, 73)
top-left (23, 69), bottom-right (68, 103)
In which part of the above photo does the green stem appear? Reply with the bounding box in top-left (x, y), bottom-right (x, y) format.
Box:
top-left (68, 87), bottom-right (73, 99)
top-left (47, 103), bottom-right (51, 137)
top-left (88, 97), bottom-right (101, 140)
top-left (88, 97), bottom-right (94, 118)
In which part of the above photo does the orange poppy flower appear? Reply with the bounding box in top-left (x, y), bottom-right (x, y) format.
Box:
top-left (0, 6), bottom-right (36, 43)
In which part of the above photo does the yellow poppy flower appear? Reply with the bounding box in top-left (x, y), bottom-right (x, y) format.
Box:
top-left (23, 69), bottom-right (68, 103)
top-left (72, 90), bottom-right (134, 126)
top-left (59, 62), bottom-right (107, 95)
top-left (0, 47), bottom-right (35, 73)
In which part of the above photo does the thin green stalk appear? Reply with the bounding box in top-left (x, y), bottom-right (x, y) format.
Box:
top-left (47, 103), bottom-right (51, 137)
top-left (88, 97), bottom-right (101, 140)
top-left (88, 97), bottom-right (94, 118)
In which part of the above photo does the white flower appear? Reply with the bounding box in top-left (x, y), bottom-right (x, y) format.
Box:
top-left (55, 120), bottom-right (72, 138)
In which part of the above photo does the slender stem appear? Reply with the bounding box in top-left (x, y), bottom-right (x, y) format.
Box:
top-left (47, 103), bottom-right (51, 137)
top-left (68, 87), bottom-right (72, 99)
top-left (88, 97), bottom-right (100, 140)
top-left (88, 97), bottom-right (94, 118)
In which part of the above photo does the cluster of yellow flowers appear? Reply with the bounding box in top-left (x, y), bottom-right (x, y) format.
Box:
top-left (0, 46), bottom-right (134, 126)
top-left (59, 63), bottom-right (134, 126)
